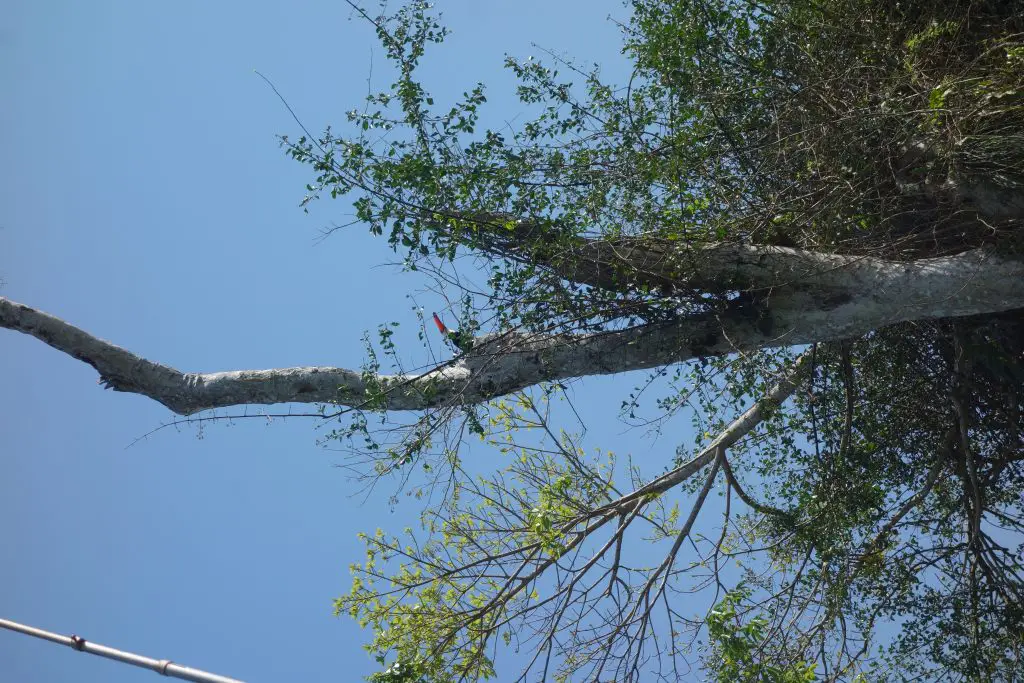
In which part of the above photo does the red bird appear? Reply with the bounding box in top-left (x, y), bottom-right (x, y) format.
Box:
top-left (432, 312), bottom-right (472, 351)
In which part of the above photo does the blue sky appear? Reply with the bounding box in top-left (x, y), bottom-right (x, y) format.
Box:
top-left (0, 2), bottom-right (662, 681)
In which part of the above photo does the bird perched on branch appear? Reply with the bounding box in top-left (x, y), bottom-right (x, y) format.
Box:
top-left (432, 312), bottom-right (473, 352)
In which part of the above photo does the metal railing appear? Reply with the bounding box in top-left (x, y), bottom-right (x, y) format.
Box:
top-left (1, 618), bottom-right (245, 683)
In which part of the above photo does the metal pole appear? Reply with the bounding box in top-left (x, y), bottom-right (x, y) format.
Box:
top-left (1, 618), bottom-right (246, 683)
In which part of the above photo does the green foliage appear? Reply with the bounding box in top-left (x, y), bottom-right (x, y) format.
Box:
top-left (367, 656), bottom-right (428, 683)
top-left (905, 20), bottom-right (960, 55)
top-left (705, 587), bottom-right (817, 682)
top-left (527, 474), bottom-right (574, 558)
top-left (336, 389), bottom-right (619, 682)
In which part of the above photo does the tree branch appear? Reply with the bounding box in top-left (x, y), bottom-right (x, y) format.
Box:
top-left (2, 246), bottom-right (1022, 414)
top-left (465, 215), bottom-right (1024, 295)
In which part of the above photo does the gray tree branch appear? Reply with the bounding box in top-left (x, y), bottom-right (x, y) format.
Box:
top-left (464, 213), bottom-right (1024, 295)
top-left (2, 246), bottom-right (1022, 415)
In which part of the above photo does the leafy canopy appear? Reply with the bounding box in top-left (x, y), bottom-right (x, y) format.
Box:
top-left (284, 0), bottom-right (1023, 680)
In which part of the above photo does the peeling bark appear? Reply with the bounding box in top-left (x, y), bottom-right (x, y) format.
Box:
top-left (2, 247), bottom-right (1022, 415)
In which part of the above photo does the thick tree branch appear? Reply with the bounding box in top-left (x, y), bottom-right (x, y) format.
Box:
top-left (465, 214), bottom-right (1024, 296)
top-left (2, 247), bottom-right (1022, 415)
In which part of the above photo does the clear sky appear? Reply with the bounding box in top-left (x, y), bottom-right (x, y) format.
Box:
top-left (0, 2), bottom-right (657, 682)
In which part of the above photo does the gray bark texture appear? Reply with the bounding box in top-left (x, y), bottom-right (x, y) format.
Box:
top-left (3, 245), bottom-right (1022, 415)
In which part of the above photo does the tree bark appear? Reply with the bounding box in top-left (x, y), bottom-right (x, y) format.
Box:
top-left (464, 213), bottom-right (1024, 295)
top-left (3, 246), bottom-right (1022, 415)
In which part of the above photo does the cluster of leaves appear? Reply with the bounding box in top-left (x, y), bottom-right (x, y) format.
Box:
top-left (630, 0), bottom-right (1024, 258)
top-left (704, 586), bottom-right (818, 682)
top-left (720, 313), bottom-right (1024, 681)
top-left (337, 390), bottom-right (625, 682)
top-left (527, 474), bottom-right (576, 559)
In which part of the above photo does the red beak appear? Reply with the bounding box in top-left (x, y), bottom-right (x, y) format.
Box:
top-left (432, 312), bottom-right (449, 335)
